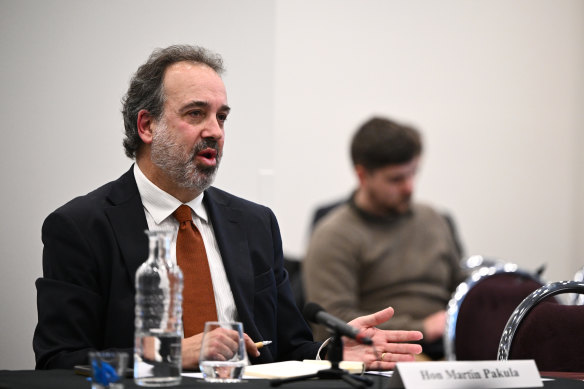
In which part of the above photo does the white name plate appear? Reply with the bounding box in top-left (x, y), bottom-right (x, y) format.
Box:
top-left (388, 360), bottom-right (542, 389)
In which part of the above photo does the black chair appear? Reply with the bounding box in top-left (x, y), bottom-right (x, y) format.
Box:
top-left (497, 280), bottom-right (584, 372)
top-left (444, 262), bottom-right (544, 361)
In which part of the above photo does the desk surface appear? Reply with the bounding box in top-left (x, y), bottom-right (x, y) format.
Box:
top-left (0, 369), bottom-right (583, 389)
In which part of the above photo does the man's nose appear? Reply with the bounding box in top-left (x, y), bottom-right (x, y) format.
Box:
top-left (202, 116), bottom-right (224, 139)
top-left (402, 177), bottom-right (415, 195)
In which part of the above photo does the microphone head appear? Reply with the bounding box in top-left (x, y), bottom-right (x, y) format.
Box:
top-left (303, 302), bottom-right (324, 323)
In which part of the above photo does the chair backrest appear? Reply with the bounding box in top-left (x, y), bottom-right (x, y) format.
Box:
top-left (571, 267), bottom-right (584, 305)
top-left (497, 281), bottom-right (584, 372)
top-left (444, 263), bottom-right (544, 361)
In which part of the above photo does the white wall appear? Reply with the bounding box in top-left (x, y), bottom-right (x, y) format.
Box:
top-left (1, 0), bottom-right (582, 369)
top-left (273, 0), bottom-right (584, 283)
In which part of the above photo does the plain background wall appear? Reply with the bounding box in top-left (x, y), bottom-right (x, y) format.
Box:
top-left (1, 0), bottom-right (582, 369)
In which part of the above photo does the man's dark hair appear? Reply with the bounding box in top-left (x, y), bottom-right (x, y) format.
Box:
top-left (350, 116), bottom-right (422, 171)
top-left (121, 44), bottom-right (224, 158)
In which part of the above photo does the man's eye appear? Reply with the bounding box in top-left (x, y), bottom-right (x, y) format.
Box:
top-left (189, 110), bottom-right (204, 117)
top-left (217, 113), bottom-right (228, 122)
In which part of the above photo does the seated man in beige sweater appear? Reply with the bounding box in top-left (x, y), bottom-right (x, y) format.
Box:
top-left (303, 116), bottom-right (466, 360)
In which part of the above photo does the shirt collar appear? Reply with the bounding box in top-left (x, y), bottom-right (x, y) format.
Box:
top-left (133, 164), bottom-right (209, 225)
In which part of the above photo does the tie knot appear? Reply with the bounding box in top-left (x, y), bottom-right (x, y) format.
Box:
top-left (173, 204), bottom-right (192, 223)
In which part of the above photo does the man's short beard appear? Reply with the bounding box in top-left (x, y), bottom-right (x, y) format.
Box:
top-left (369, 189), bottom-right (411, 216)
top-left (150, 120), bottom-right (221, 193)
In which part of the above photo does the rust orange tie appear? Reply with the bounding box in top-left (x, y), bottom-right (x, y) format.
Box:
top-left (173, 204), bottom-right (217, 337)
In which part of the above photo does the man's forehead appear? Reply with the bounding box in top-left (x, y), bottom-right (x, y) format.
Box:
top-left (162, 61), bottom-right (227, 105)
top-left (163, 61), bottom-right (225, 90)
top-left (379, 158), bottom-right (420, 176)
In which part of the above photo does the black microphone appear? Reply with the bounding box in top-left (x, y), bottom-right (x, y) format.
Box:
top-left (303, 302), bottom-right (373, 345)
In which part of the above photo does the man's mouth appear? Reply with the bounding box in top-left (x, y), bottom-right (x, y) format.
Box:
top-left (196, 148), bottom-right (218, 165)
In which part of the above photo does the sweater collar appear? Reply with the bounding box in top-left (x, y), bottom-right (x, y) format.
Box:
top-left (348, 190), bottom-right (414, 224)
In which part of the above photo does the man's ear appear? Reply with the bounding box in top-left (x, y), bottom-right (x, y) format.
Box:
top-left (355, 164), bottom-right (368, 186)
top-left (137, 109), bottom-right (155, 144)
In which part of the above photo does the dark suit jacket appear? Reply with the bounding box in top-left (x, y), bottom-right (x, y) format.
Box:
top-left (34, 166), bottom-right (319, 369)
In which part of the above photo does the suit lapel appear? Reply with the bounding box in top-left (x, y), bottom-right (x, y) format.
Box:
top-left (104, 167), bottom-right (149, 287)
top-left (100, 175), bottom-right (258, 336)
top-left (203, 189), bottom-right (255, 329)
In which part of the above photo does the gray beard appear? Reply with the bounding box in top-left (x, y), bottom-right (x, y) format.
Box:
top-left (150, 122), bottom-right (221, 193)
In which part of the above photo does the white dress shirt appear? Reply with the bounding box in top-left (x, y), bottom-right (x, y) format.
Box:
top-left (133, 164), bottom-right (238, 326)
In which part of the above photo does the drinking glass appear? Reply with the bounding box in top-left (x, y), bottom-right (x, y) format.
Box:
top-left (199, 321), bottom-right (247, 382)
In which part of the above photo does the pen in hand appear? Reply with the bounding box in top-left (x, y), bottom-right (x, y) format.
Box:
top-left (254, 340), bottom-right (272, 349)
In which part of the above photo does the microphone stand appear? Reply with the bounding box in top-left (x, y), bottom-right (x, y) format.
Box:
top-left (270, 331), bottom-right (373, 388)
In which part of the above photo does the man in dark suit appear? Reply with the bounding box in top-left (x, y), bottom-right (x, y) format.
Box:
top-left (33, 45), bottom-right (423, 371)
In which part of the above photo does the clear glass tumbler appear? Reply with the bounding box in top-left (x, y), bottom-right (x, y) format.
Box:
top-left (199, 321), bottom-right (248, 382)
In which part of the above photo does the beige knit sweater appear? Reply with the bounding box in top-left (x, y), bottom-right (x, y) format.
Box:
top-left (303, 201), bottom-right (465, 341)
